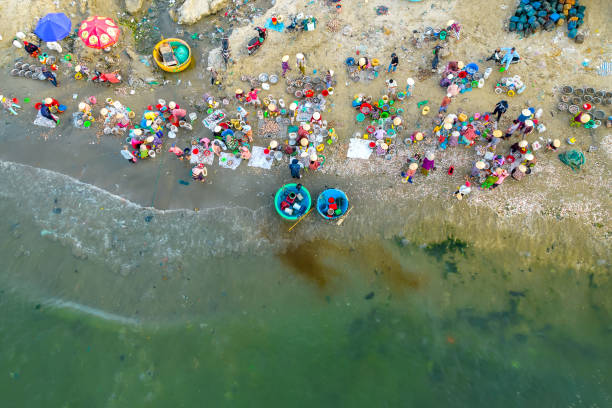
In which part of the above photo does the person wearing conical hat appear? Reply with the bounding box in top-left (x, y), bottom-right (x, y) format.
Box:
top-left (405, 77), bottom-right (415, 96)
top-left (492, 167), bottom-right (509, 188)
top-left (511, 164), bottom-right (527, 181)
top-left (401, 162), bottom-right (419, 184)
top-left (421, 152), bottom-right (436, 176)
top-left (510, 139), bottom-right (528, 155)
top-left (242, 124), bottom-right (253, 143)
top-left (454, 177), bottom-right (472, 200)
top-left (310, 111), bottom-right (322, 125)
top-left (44, 97), bottom-right (60, 108)
top-left (521, 119), bottom-right (534, 137)
top-left (449, 130), bottom-right (460, 147)
top-left (78, 102), bottom-right (91, 115)
top-left (547, 139), bottom-right (561, 151)
top-left (411, 131), bottom-right (424, 143)
top-left (298, 122), bottom-right (311, 138)
top-left (524, 152), bottom-right (537, 168)
top-left (281, 55), bottom-right (291, 77)
top-left (487, 129), bottom-right (503, 151)
top-left (309, 154), bottom-right (320, 171)
top-left (296, 53), bottom-right (305, 75)
top-left (471, 160), bottom-right (486, 177)
top-left (235, 88), bottom-right (245, 100)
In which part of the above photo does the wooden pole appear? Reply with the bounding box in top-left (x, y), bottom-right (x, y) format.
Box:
top-left (336, 206), bottom-right (353, 226)
top-left (288, 208), bottom-right (313, 232)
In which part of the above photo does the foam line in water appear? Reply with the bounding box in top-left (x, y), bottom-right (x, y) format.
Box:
top-left (45, 298), bottom-right (140, 325)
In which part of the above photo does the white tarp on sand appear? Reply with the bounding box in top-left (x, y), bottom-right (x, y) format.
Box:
top-left (218, 152), bottom-right (242, 170)
top-left (248, 146), bottom-right (274, 169)
top-left (347, 138), bottom-right (372, 160)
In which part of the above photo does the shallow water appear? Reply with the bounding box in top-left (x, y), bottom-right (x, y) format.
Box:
top-left (1, 162), bottom-right (611, 406)
top-left (1, 0), bottom-right (611, 405)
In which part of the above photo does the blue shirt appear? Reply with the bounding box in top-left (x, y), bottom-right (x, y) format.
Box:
top-left (501, 48), bottom-right (519, 61)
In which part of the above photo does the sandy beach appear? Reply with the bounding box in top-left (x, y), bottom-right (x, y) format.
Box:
top-left (0, 0), bottom-right (611, 406)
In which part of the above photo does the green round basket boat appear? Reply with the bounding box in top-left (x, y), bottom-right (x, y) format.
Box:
top-left (274, 183), bottom-right (312, 221)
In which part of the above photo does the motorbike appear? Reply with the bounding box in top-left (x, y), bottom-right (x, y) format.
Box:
top-left (91, 70), bottom-right (122, 84)
top-left (247, 27), bottom-right (267, 55)
top-left (221, 36), bottom-right (230, 66)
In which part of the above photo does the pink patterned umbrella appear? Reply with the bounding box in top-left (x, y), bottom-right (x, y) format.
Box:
top-left (78, 16), bottom-right (120, 49)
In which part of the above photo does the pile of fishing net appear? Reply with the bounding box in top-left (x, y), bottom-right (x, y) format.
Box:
top-left (558, 149), bottom-right (585, 171)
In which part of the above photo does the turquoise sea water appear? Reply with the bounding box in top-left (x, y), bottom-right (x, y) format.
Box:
top-left (0, 164), bottom-right (610, 407)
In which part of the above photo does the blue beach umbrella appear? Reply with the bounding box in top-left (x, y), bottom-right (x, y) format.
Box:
top-left (35, 13), bottom-right (72, 42)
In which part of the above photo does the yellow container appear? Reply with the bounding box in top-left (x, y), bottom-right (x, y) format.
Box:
top-left (153, 38), bottom-right (193, 73)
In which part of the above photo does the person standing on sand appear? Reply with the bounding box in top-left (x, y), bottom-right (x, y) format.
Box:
top-left (325, 70), bottom-right (334, 88)
top-left (207, 66), bottom-right (219, 85)
top-left (439, 93), bottom-right (452, 114)
top-left (388, 53), bottom-right (399, 73)
top-left (281, 55), bottom-right (291, 77)
top-left (387, 79), bottom-right (398, 98)
top-left (492, 100), bottom-right (508, 122)
top-left (296, 53), bottom-right (306, 76)
top-left (289, 159), bottom-right (301, 179)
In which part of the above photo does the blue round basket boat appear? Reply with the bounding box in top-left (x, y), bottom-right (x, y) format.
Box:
top-left (274, 184), bottom-right (312, 221)
top-left (316, 188), bottom-right (349, 220)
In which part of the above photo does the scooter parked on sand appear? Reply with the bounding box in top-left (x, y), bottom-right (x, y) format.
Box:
top-left (247, 27), bottom-right (267, 55)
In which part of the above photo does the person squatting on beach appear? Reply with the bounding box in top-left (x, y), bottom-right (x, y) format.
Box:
top-left (388, 53), bottom-right (399, 73)
top-left (120, 146), bottom-right (136, 163)
top-left (500, 47), bottom-right (520, 71)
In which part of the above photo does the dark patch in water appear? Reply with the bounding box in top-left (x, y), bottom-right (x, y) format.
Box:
top-left (178, 180), bottom-right (190, 185)
top-left (443, 261), bottom-right (459, 278)
top-left (364, 291), bottom-right (375, 300)
top-left (509, 290), bottom-right (526, 297)
top-left (278, 239), bottom-right (423, 291)
top-left (144, 215), bottom-right (153, 223)
top-left (514, 333), bottom-right (528, 343)
top-left (588, 273), bottom-right (597, 289)
top-left (424, 237), bottom-right (468, 259)
top-left (278, 240), bottom-right (336, 288)
top-left (53, 207), bottom-right (62, 214)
